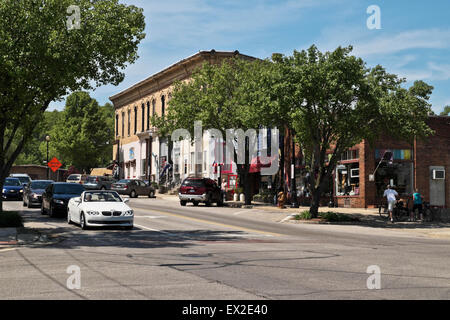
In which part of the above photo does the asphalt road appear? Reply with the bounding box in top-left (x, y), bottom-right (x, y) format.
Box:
top-left (1, 197), bottom-right (450, 300)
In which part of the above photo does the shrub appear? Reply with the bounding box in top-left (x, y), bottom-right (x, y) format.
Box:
top-left (295, 210), bottom-right (312, 220)
top-left (319, 211), bottom-right (358, 222)
top-left (0, 211), bottom-right (23, 228)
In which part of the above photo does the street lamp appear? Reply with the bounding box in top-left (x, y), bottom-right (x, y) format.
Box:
top-left (290, 132), bottom-right (299, 208)
top-left (46, 135), bottom-right (50, 179)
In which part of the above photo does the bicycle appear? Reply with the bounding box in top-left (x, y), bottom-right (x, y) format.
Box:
top-left (423, 202), bottom-right (442, 222)
top-left (378, 199), bottom-right (410, 221)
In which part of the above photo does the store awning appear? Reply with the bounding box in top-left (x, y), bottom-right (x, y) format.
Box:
top-left (249, 155), bottom-right (277, 173)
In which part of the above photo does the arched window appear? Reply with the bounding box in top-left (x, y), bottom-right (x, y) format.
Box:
top-left (161, 95), bottom-right (165, 117)
top-left (121, 112), bottom-right (125, 137)
top-left (152, 99), bottom-right (156, 116)
top-left (141, 103), bottom-right (145, 132)
top-left (134, 106), bottom-right (137, 134)
top-left (127, 109), bottom-right (130, 136)
top-left (115, 113), bottom-right (119, 137)
top-left (146, 101), bottom-right (150, 131)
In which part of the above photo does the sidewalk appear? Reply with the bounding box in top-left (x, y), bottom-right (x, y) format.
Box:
top-left (0, 227), bottom-right (57, 249)
top-left (155, 192), bottom-right (450, 239)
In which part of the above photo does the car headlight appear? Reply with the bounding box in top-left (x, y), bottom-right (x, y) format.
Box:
top-left (86, 211), bottom-right (100, 215)
top-left (19, 189), bottom-right (23, 193)
top-left (124, 210), bottom-right (134, 216)
top-left (53, 199), bottom-right (64, 205)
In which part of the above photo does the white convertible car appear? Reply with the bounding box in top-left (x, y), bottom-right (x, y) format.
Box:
top-left (67, 190), bottom-right (134, 230)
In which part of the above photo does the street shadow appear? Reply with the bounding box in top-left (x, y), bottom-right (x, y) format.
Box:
top-left (18, 207), bottom-right (252, 250)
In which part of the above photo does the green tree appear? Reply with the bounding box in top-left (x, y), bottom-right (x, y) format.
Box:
top-left (152, 58), bottom-right (277, 205)
top-left (276, 46), bottom-right (434, 217)
top-left (440, 105), bottom-right (450, 116)
top-left (50, 92), bottom-right (113, 173)
top-left (0, 0), bottom-right (145, 211)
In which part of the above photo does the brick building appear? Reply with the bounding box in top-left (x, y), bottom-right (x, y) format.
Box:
top-left (10, 165), bottom-right (67, 182)
top-left (331, 116), bottom-right (449, 208)
top-left (110, 50), bottom-right (256, 186)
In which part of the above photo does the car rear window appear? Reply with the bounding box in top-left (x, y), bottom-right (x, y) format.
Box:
top-left (67, 175), bottom-right (80, 181)
top-left (54, 184), bottom-right (84, 194)
top-left (117, 179), bottom-right (131, 184)
top-left (182, 179), bottom-right (205, 187)
top-left (30, 181), bottom-right (52, 189)
top-left (86, 176), bottom-right (98, 183)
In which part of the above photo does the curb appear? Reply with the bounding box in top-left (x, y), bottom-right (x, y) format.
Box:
top-left (0, 227), bottom-right (62, 248)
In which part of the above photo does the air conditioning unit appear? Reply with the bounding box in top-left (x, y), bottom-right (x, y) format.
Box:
top-left (432, 169), bottom-right (445, 180)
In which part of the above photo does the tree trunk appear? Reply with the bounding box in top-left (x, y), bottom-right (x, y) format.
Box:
top-left (309, 187), bottom-right (321, 218)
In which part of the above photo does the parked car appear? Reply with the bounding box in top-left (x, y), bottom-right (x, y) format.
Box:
top-left (9, 173), bottom-right (32, 186)
top-left (23, 180), bottom-right (54, 208)
top-left (67, 190), bottom-right (133, 230)
top-left (179, 177), bottom-right (223, 207)
top-left (2, 177), bottom-right (23, 200)
top-left (83, 176), bottom-right (116, 190)
top-left (111, 179), bottom-right (155, 198)
top-left (66, 174), bottom-right (88, 184)
top-left (41, 182), bottom-right (85, 217)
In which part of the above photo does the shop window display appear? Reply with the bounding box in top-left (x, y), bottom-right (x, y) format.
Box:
top-left (375, 162), bottom-right (413, 197)
top-left (336, 163), bottom-right (360, 196)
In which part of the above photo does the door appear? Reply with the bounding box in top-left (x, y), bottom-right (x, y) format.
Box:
top-left (429, 166), bottom-right (445, 206)
top-left (137, 180), bottom-right (147, 195)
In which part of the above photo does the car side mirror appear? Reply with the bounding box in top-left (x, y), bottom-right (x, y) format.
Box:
top-left (74, 197), bottom-right (81, 204)
top-left (123, 198), bottom-right (129, 204)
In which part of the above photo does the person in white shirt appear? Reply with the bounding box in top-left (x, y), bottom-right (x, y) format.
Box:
top-left (383, 185), bottom-right (398, 223)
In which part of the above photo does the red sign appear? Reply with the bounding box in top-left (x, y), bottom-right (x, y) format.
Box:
top-left (48, 157), bottom-right (62, 172)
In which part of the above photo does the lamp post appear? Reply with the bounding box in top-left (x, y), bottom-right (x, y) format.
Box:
top-left (45, 135), bottom-right (50, 179)
top-left (290, 131), bottom-right (299, 208)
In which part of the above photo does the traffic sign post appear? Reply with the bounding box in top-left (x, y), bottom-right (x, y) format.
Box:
top-left (48, 157), bottom-right (62, 173)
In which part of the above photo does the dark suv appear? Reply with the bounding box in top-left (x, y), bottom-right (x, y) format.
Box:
top-left (83, 176), bottom-right (116, 190)
top-left (179, 177), bottom-right (223, 207)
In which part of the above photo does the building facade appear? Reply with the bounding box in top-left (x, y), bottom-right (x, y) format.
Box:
top-left (331, 116), bottom-right (450, 208)
top-left (110, 50), bottom-right (255, 187)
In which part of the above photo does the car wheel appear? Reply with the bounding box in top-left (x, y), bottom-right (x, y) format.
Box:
top-left (148, 190), bottom-right (155, 198)
top-left (80, 213), bottom-right (88, 230)
top-left (193, 201), bottom-right (199, 206)
top-left (180, 200), bottom-right (187, 206)
top-left (205, 194), bottom-right (212, 207)
top-left (217, 199), bottom-right (224, 207)
top-left (130, 190), bottom-right (137, 198)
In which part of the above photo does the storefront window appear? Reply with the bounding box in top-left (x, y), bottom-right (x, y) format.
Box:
top-left (336, 163), bottom-right (360, 196)
top-left (375, 162), bottom-right (413, 197)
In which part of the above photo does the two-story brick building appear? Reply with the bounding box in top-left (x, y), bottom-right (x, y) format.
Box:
top-left (109, 50), bottom-right (255, 186)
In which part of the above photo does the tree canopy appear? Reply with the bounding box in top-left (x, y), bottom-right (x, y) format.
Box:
top-left (275, 45), bottom-right (433, 216)
top-left (0, 0), bottom-right (145, 210)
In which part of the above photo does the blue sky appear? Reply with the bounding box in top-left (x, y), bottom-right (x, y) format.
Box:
top-left (49, 0), bottom-right (450, 114)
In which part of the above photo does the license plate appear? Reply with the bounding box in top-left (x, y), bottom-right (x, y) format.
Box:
top-left (189, 189), bottom-right (195, 193)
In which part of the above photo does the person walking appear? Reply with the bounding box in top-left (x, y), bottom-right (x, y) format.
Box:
top-left (411, 188), bottom-right (424, 221)
top-left (383, 185), bottom-right (398, 223)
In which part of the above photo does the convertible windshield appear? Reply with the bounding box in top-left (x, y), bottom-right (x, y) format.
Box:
top-left (4, 179), bottom-right (21, 186)
top-left (30, 181), bottom-right (53, 189)
top-left (84, 191), bottom-right (122, 202)
top-left (54, 184), bottom-right (84, 194)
